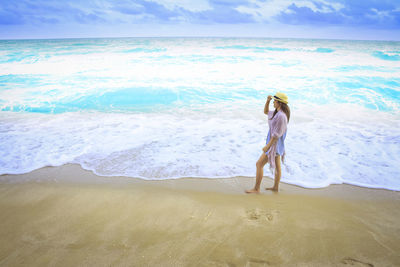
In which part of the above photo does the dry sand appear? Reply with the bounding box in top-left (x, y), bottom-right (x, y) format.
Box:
top-left (0, 164), bottom-right (399, 266)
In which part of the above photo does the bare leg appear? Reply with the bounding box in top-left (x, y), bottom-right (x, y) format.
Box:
top-left (245, 153), bottom-right (268, 194)
top-left (266, 155), bottom-right (281, 192)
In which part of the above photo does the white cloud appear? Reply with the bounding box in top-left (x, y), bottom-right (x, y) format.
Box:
top-left (236, 0), bottom-right (345, 23)
top-left (151, 0), bottom-right (212, 12)
top-left (235, 0), bottom-right (291, 22)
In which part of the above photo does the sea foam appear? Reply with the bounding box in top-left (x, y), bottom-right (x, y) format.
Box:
top-left (0, 38), bottom-right (399, 190)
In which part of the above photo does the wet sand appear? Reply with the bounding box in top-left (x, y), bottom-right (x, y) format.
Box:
top-left (0, 164), bottom-right (399, 266)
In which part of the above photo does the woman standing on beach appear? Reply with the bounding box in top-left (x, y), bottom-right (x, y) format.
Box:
top-left (246, 92), bottom-right (290, 194)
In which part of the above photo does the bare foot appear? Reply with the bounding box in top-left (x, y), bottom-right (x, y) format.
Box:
top-left (265, 187), bottom-right (279, 192)
top-left (245, 189), bottom-right (260, 194)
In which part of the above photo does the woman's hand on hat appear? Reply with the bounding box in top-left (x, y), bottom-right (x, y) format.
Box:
top-left (267, 95), bottom-right (272, 102)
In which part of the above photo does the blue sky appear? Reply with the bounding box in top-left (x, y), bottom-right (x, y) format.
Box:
top-left (0, 0), bottom-right (399, 40)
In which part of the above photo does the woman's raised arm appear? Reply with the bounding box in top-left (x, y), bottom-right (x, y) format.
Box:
top-left (264, 95), bottom-right (272, 115)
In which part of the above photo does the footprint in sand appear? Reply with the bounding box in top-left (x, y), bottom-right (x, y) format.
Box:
top-left (245, 209), bottom-right (279, 223)
top-left (341, 257), bottom-right (374, 267)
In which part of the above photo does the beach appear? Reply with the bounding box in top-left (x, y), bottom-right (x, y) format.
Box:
top-left (1, 38), bottom-right (399, 266)
top-left (0, 164), bottom-right (399, 266)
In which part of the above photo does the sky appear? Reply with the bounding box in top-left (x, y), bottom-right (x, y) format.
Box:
top-left (0, 0), bottom-right (399, 40)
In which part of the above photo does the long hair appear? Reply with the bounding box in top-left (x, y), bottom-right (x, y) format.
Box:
top-left (271, 102), bottom-right (290, 123)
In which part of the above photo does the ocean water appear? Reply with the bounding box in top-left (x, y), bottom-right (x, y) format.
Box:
top-left (1, 37), bottom-right (399, 190)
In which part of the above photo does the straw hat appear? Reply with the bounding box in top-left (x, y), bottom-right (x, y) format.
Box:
top-left (273, 92), bottom-right (288, 104)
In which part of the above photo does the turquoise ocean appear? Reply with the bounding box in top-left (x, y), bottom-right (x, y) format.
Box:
top-left (0, 38), bottom-right (399, 190)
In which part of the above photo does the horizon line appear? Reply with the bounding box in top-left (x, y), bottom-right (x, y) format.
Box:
top-left (1, 35), bottom-right (399, 42)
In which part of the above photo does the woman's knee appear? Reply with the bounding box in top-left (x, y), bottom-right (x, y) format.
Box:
top-left (256, 155), bottom-right (267, 168)
top-left (256, 160), bottom-right (263, 168)
top-left (274, 156), bottom-right (281, 171)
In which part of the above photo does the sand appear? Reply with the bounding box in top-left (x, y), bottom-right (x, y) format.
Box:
top-left (0, 164), bottom-right (399, 266)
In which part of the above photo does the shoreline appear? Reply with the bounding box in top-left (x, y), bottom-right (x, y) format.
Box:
top-left (0, 164), bottom-right (399, 266)
top-left (1, 163), bottom-right (398, 200)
